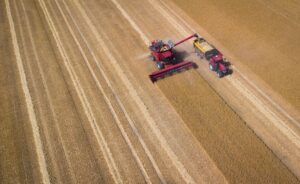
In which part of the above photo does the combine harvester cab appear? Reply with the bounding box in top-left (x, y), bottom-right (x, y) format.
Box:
top-left (148, 34), bottom-right (198, 82)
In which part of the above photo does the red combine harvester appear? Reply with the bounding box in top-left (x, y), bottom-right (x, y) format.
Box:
top-left (149, 34), bottom-right (198, 82)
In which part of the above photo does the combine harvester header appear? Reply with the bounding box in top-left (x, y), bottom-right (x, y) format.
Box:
top-left (148, 34), bottom-right (198, 82)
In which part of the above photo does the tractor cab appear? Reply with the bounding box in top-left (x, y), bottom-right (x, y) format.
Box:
top-left (193, 36), bottom-right (230, 78)
top-left (210, 52), bottom-right (224, 63)
top-left (209, 53), bottom-right (227, 77)
top-left (205, 48), bottom-right (219, 60)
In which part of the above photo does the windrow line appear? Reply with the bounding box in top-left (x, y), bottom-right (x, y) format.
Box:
top-left (5, 0), bottom-right (50, 183)
top-left (35, 0), bottom-right (123, 183)
top-left (53, 0), bottom-right (156, 182)
top-left (17, 0), bottom-right (77, 182)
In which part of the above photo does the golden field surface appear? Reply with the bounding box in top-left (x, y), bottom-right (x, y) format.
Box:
top-left (1, 0), bottom-right (300, 183)
top-left (172, 0), bottom-right (300, 111)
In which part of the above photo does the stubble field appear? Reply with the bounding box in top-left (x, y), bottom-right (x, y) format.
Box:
top-left (1, 0), bottom-right (300, 183)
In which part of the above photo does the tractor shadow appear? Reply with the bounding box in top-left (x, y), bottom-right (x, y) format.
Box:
top-left (223, 60), bottom-right (234, 76)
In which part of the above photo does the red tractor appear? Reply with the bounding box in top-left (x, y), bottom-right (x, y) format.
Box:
top-left (208, 52), bottom-right (228, 77)
top-left (149, 34), bottom-right (198, 82)
top-left (193, 38), bottom-right (229, 78)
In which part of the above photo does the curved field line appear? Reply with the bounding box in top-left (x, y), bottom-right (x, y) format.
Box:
top-left (35, 0), bottom-right (123, 183)
top-left (148, 0), bottom-right (191, 36)
top-left (109, 0), bottom-right (150, 45)
top-left (54, 0), bottom-right (158, 183)
top-left (14, 0), bottom-right (66, 182)
top-left (232, 66), bottom-right (300, 127)
top-left (18, 0), bottom-right (77, 182)
top-left (76, 1), bottom-right (197, 183)
top-left (228, 76), bottom-right (300, 148)
top-left (5, 0), bottom-right (50, 183)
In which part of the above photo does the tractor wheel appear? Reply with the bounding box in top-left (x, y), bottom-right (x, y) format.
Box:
top-left (209, 63), bottom-right (215, 71)
top-left (217, 70), bottom-right (223, 78)
top-left (156, 62), bottom-right (165, 70)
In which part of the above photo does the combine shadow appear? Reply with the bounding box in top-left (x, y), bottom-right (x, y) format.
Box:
top-left (174, 50), bottom-right (198, 69)
top-left (173, 50), bottom-right (189, 62)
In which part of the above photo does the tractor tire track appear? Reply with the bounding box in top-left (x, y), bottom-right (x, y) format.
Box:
top-left (16, 0), bottom-right (77, 182)
top-left (13, 0), bottom-right (65, 182)
top-left (228, 75), bottom-right (300, 147)
top-left (34, 0), bottom-right (123, 183)
top-left (51, 0), bottom-right (161, 182)
top-left (5, 0), bottom-right (50, 183)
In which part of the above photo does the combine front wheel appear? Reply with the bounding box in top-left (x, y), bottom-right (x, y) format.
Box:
top-left (156, 62), bottom-right (165, 70)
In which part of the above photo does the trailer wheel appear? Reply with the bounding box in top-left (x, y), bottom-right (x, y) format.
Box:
top-left (195, 48), bottom-right (204, 59)
top-left (195, 48), bottom-right (199, 56)
top-left (200, 54), bottom-right (204, 59)
top-left (156, 62), bottom-right (165, 70)
top-left (209, 63), bottom-right (215, 71)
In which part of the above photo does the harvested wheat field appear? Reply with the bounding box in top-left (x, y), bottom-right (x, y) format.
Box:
top-left (0, 0), bottom-right (299, 183)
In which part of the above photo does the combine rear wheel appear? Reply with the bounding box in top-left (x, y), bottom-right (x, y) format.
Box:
top-left (209, 63), bottom-right (215, 71)
top-left (151, 55), bottom-right (156, 61)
